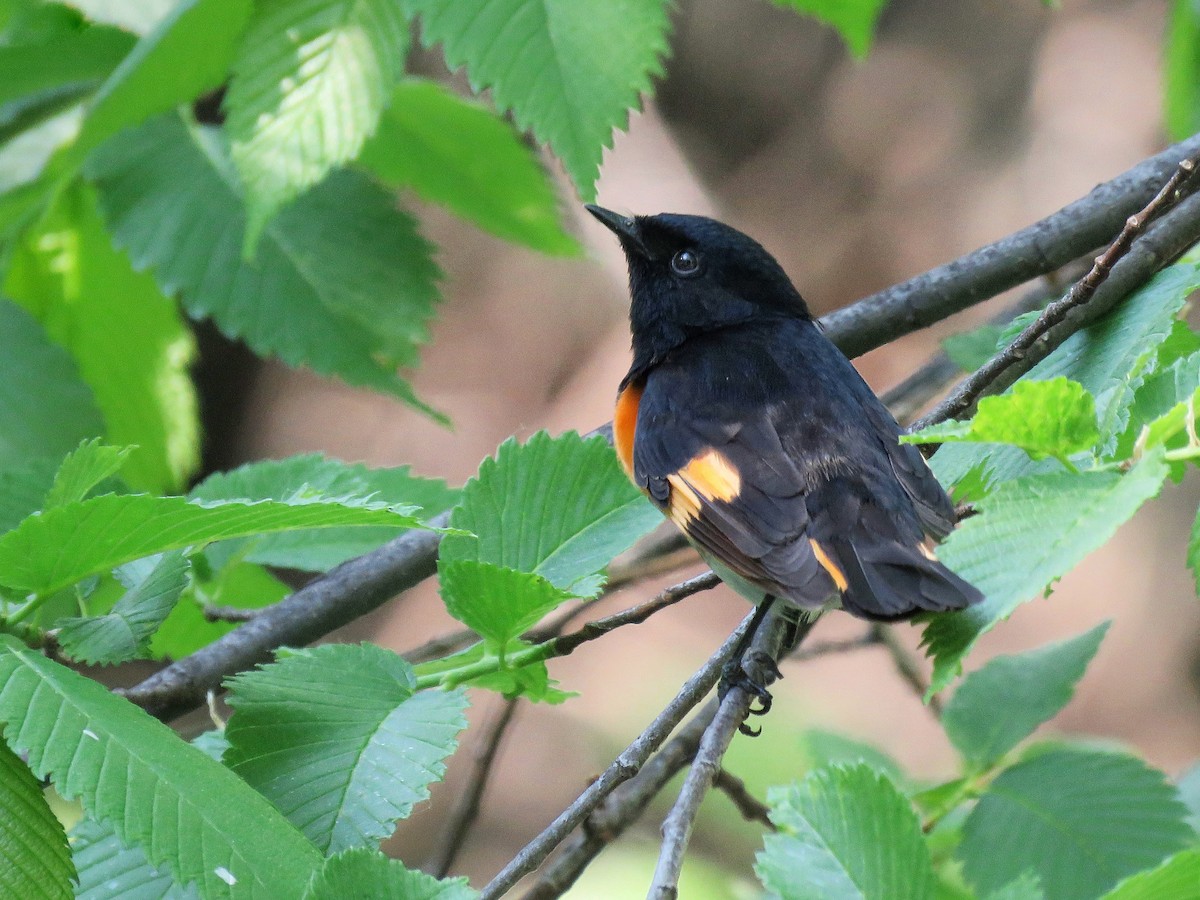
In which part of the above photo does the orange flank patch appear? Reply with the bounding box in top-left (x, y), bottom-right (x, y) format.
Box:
top-left (808, 539), bottom-right (849, 592)
top-left (613, 382), bottom-right (642, 478)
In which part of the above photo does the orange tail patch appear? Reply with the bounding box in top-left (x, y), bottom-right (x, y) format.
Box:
top-left (808, 539), bottom-right (849, 591)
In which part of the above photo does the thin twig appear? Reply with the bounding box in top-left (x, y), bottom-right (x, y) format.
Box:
top-left (872, 624), bottom-right (942, 716)
top-left (201, 605), bottom-right (264, 623)
top-left (915, 154), bottom-right (1200, 430)
top-left (479, 609), bottom-right (759, 900)
top-left (648, 608), bottom-right (806, 899)
top-left (429, 697), bottom-right (521, 878)
top-left (401, 626), bottom-right (479, 665)
top-left (713, 768), bottom-right (773, 829)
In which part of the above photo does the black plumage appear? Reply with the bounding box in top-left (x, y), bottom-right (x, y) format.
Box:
top-left (589, 206), bottom-right (983, 621)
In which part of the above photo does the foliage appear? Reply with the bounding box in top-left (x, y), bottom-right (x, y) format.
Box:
top-left (1, 1), bottom-right (1199, 899)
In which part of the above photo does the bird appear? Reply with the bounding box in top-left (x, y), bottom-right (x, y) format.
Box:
top-left (586, 205), bottom-right (983, 712)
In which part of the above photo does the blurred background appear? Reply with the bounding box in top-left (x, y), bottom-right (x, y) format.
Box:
top-left (196, 0), bottom-right (1200, 894)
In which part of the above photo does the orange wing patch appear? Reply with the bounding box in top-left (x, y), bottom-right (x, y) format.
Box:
top-left (665, 448), bottom-right (742, 527)
top-left (808, 539), bottom-right (849, 592)
top-left (613, 382), bottom-right (643, 478)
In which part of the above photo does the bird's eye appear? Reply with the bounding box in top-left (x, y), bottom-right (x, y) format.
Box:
top-left (670, 249), bottom-right (701, 277)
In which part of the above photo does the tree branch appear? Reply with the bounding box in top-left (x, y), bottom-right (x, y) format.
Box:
top-left (429, 697), bottom-right (521, 879)
top-left (119, 133), bottom-right (1200, 725)
top-left (914, 153), bottom-right (1200, 429)
top-left (478, 609), bottom-right (759, 900)
top-left (648, 608), bottom-right (803, 899)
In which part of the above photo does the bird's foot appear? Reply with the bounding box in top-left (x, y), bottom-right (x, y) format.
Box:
top-left (720, 650), bottom-right (783, 737)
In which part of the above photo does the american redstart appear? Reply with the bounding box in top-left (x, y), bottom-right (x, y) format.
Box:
top-left (587, 206), bottom-right (983, 643)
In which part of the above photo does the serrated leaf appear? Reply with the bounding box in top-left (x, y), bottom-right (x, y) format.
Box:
top-left (225, 644), bottom-right (468, 855)
top-left (72, 816), bottom-right (197, 900)
top-left (0, 493), bottom-right (429, 595)
top-left (942, 622), bottom-right (1109, 769)
top-left (226, 0), bottom-right (408, 248)
top-left (1100, 848), bottom-right (1200, 899)
top-left (58, 0), bottom-right (251, 171)
top-left (4, 183), bottom-right (199, 491)
top-left (42, 440), bottom-right (131, 508)
top-left (0, 459), bottom-right (59, 534)
top-left (303, 848), bottom-right (477, 899)
top-left (0, 299), bottom-right (103, 471)
top-left (0, 635), bottom-right (321, 898)
top-left (191, 454), bottom-right (458, 571)
top-left (1166, 0), bottom-right (1200, 141)
top-left (360, 78), bottom-right (578, 255)
top-left (440, 431), bottom-right (663, 595)
top-left (768, 0), bottom-right (887, 58)
top-left (756, 763), bottom-right (934, 900)
top-left (923, 452), bottom-right (1167, 693)
top-left (55, 550), bottom-right (189, 665)
top-left (906, 379), bottom-right (1100, 462)
top-left (959, 748), bottom-right (1191, 900)
top-left (799, 730), bottom-right (905, 785)
top-left (0, 737), bottom-right (74, 900)
top-left (439, 559), bottom-right (576, 649)
top-left (87, 114), bottom-right (443, 414)
top-left (403, 0), bottom-right (670, 200)
top-left (941, 323), bottom-right (1007, 373)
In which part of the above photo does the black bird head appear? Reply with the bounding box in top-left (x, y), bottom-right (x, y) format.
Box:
top-left (586, 206), bottom-right (812, 372)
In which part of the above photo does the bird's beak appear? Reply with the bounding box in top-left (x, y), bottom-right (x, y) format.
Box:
top-left (585, 204), bottom-right (650, 257)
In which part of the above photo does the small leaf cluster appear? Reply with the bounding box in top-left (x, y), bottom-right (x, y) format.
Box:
top-left (756, 624), bottom-right (1200, 900)
top-left (909, 253), bottom-right (1200, 692)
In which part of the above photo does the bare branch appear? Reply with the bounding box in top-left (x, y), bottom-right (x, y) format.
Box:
top-left (713, 768), bottom-right (773, 829)
top-left (202, 605), bottom-right (263, 623)
top-left (479, 609), bottom-right (759, 900)
top-left (429, 697), bottom-right (521, 878)
top-left (914, 155), bottom-right (1200, 430)
top-left (648, 608), bottom-right (804, 899)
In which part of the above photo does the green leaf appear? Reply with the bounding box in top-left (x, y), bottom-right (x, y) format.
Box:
top-left (941, 323), bottom-right (1006, 373)
top-left (150, 558), bottom-right (289, 659)
top-left (72, 816), bottom-right (196, 899)
top-left (0, 299), bottom-right (103, 471)
top-left (756, 763), bottom-right (934, 900)
top-left (190, 453), bottom-right (458, 571)
top-left (958, 748), bottom-right (1191, 900)
top-left (87, 114), bottom-right (443, 414)
top-left (768, 0), bottom-right (887, 58)
top-left (4, 183), bottom-right (199, 491)
top-left (1178, 760), bottom-right (1200, 836)
top-left (0, 459), bottom-right (59, 534)
top-left (923, 452), bottom-right (1168, 693)
top-left (226, 0), bottom-right (408, 248)
top-left (0, 493), bottom-right (430, 595)
top-left (0, 635), bottom-right (322, 897)
top-left (440, 431), bottom-right (663, 596)
top-left (303, 848), bottom-right (477, 899)
top-left (906, 379), bottom-right (1100, 462)
top-left (413, 639), bottom-right (572, 703)
top-left (799, 730), bottom-right (905, 785)
top-left (439, 560), bottom-right (576, 649)
top-left (58, 0), bottom-right (252, 171)
top-left (0, 737), bottom-right (74, 900)
top-left (360, 78), bottom-right (579, 255)
top-left (42, 440), bottom-right (131, 508)
top-left (1190, 507), bottom-right (1200, 598)
top-left (0, 24), bottom-right (134, 110)
top-left (942, 622), bottom-right (1109, 769)
top-left (1101, 849), bottom-right (1200, 899)
top-left (1166, 0), bottom-right (1200, 141)
top-left (403, 0), bottom-right (670, 200)
top-left (983, 874), bottom-right (1045, 900)
top-left (55, 550), bottom-right (189, 665)
top-left (225, 644), bottom-right (468, 855)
